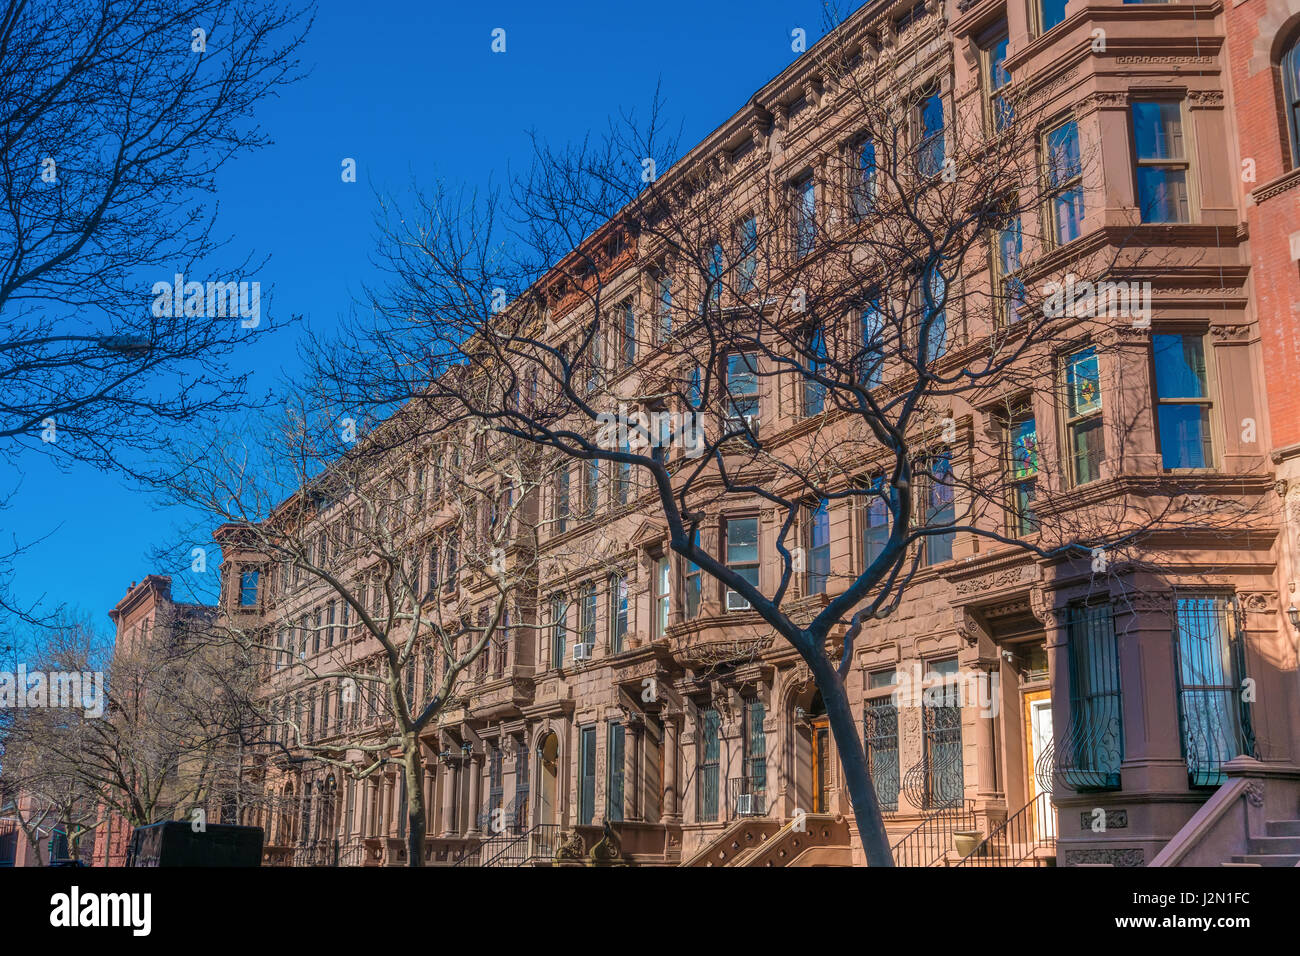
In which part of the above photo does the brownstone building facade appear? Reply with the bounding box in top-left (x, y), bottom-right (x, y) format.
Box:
top-left (114, 0), bottom-right (1300, 867)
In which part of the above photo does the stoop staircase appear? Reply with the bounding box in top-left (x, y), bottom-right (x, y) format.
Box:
top-left (1226, 817), bottom-right (1300, 866)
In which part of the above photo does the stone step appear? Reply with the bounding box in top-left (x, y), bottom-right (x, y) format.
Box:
top-left (1247, 835), bottom-right (1300, 854)
top-left (1230, 853), bottom-right (1300, 867)
top-left (1265, 819), bottom-right (1300, 838)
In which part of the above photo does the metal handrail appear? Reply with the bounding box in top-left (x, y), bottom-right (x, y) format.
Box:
top-left (952, 790), bottom-right (1055, 867)
top-left (889, 798), bottom-right (977, 867)
top-left (456, 823), bottom-right (563, 867)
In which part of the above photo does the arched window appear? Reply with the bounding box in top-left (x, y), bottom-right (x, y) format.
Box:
top-left (1283, 35), bottom-right (1300, 166)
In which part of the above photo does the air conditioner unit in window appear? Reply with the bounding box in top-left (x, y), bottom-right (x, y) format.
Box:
top-left (572, 643), bottom-right (593, 662)
top-left (727, 591), bottom-right (751, 611)
top-left (735, 793), bottom-right (754, 816)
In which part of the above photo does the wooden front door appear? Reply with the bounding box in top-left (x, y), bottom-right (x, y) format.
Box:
top-left (811, 716), bottom-right (830, 813)
top-left (1023, 689), bottom-right (1055, 840)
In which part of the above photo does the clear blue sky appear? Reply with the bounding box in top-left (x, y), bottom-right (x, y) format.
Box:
top-left (1, 0), bottom-right (839, 632)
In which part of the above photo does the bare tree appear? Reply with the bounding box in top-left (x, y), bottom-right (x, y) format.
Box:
top-left (0, 0), bottom-right (312, 623)
top-left (3, 605), bottom-right (264, 855)
top-left (160, 382), bottom-right (625, 866)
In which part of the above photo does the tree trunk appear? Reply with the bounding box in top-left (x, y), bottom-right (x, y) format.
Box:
top-left (809, 649), bottom-right (894, 866)
top-left (403, 742), bottom-right (426, 868)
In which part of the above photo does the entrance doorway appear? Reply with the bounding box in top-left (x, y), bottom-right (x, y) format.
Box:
top-left (811, 717), bottom-right (830, 813)
top-left (538, 732), bottom-right (559, 826)
top-left (1023, 690), bottom-right (1055, 840)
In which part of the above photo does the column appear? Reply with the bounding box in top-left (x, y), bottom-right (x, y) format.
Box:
top-left (663, 714), bottom-right (680, 820)
top-left (466, 756), bottom-right (483, 836)
top-left (625, 720), bottom-right (642, 821)
top-left (439, 760), bottom-right (458, 838)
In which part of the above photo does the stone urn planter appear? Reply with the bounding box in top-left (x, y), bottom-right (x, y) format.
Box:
top-left (953, 830), bottom-right (984, 858)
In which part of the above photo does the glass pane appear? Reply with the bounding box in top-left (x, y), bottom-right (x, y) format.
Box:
top-left (738, 226), bottom-right (757, 293)
top-left (1041, 0), bottom-right (1068, 31)
top-left (1010, 416), bottom-right (1039, 478)
top-left (1066, 348), bottom-right (1101, 417)
top-left (989, 35), bottom-right (1010, 90)
top-left (1157, 404), bottom-right (1212, 469)
top-left (1153, 334), bottom-right (1208, 399)
top-left (854, 140), bottom-right (877, 217)
top-left (1132, 101), bottom-right (1184, 160)
top-left (810, 503), bottom-right (829, 549)
top-left (1053, 186), bottom-right (1085, 243)
top-left (1137, 167), bottom-right (1189, 223)
top-left (727, 517), bottom-right (759, 563)
top-left (795, 177), bottom-right (815, 256)
top-left (917, 92), bottom-right (944, 176)
top-left (926, 455), bottom-right (955, 564)
top-left (1071, 416), bottom-right (1105, 484)
top-left (809, 500), bottom-right (830, 593)
top-left (1046, 121), bottom-right (1081, 188)
top-left (924, 266), bottom-right (947, 362)
top-left (864, 478), bottom-right (890, 567)
top-left (1286, 40), bottom-right (1300, 101)
top-left (805, 327), bottom-right (826, 414)
top-left (999, 218), bottom-right (1022, 274)
top-left (921, 91), bottom-right (944, 140)
top-left (861, 301), bottom-right (885, 386)
top-left (727, 352), bottom-right (758, 395)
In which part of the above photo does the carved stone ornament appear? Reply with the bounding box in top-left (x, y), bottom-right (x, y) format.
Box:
top-left (1210, 323), bottom-right (1252, 341)
top-left (954, 564), bottom-right (1035, 595)
top-left (589, 821), bottom-right (623, 865)
top-left (1246, 781), bottom-right (1265, 808)
top-left (1064, 847), bottom-right (1144, 866)
top-left (1238, 592), bottom-right (1273, 613)
top-left (1080, 809), bottom-right (1128, 830)
top-left (554, 830), bottom-right (586, 861)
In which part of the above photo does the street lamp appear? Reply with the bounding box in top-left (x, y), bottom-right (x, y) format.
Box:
top-left (1287, 604), bottom-right (1300, 631)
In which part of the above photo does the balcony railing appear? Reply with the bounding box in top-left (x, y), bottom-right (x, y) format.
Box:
top-left (727, 776), bottom-right (767, 818)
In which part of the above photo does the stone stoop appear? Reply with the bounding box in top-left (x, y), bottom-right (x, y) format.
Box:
top-left (1229, 823), bottom-right (1300, 866)
top-left (678, 817), bottom-right (781, 867)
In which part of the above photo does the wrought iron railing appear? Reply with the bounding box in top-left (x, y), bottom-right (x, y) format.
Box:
top-left (456, 823), bottom-right (563, 867)
top-left (889, 798), bottom-right (977, 867)
top-left (1054, 603), bottom-right (1124, 791)
top-left (727, 776), bottom-right (767, 818)
top-left (901, 697), bottom-right (963, 811)
top-left (338, 840), bottom-right (367, 867)
top-left (1174, 594), bottom-right (1257, 788)
top-left (0, 819), bottom-right (19, 867)
top-left (952, 790), bottom-right (1056, 867)
top-left (864, 699), bottom-right (900, 812)
top-left (292, 839), bottom-right (340, 867)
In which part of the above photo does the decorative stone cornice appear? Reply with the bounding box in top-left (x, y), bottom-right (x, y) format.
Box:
top-left (1251, 166), bottom-right (1300, 206)
top-left (1114, 55), bottom-right (1215, 66)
